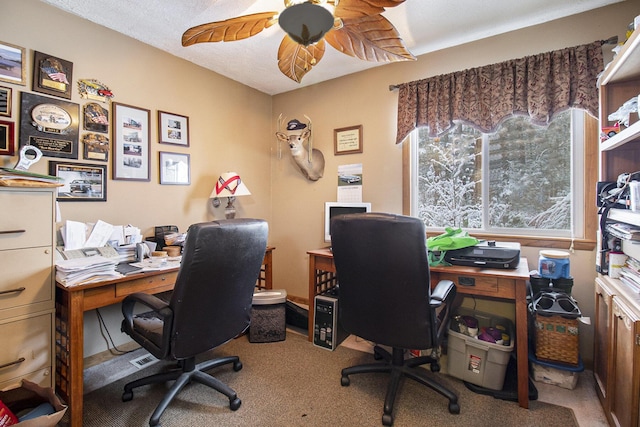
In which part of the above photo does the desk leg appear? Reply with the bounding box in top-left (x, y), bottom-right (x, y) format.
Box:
top-left (263, 249), bottom-right (273, 290)
top-left (308, 256), bottom-right (316, 342)
top-left (515, 279), bottom-right (529, 409)
top-left (57, 291), bottom-right (85, 427)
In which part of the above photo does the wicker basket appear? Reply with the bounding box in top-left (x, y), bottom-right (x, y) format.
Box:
top-left (534, 313), bottom-right (579, 366)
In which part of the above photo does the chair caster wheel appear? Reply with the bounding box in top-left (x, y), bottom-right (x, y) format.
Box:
top-left (233, 360), bottom-right (243, 371)
top-left (373, 352), bottom-right (383, 360)
top-left (122, 390), bottom-right (133, 402)
top-left (448, 402), bottom-right (460, 414)
top-left (431, 362), bottom-right (441, 372)
top-left (382, 413), bottom-right (394, 426)
top-left (341, 376), bottom-right (350, 386)
top-left (230, 397), bottom-right (241, 411)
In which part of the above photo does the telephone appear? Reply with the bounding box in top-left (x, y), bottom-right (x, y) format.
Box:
top-left (57, 245), bottom-right (120, 260)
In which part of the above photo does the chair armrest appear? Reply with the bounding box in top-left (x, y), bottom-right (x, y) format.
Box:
top-left (430, 279), bottom-right (456, 308)
top-left (122, 292), bottom-right (170, 314)
top-left (121, 292), bottom-right (173, 327)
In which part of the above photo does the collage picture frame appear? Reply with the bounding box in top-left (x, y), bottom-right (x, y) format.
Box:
top-left (111, 102), bottom-right (150, 181)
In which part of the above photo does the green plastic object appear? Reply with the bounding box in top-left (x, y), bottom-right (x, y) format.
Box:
top-left (426, 227), bottom-right (479, 266)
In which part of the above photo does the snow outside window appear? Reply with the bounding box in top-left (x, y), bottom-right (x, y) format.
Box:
top-left (409, 109), bottom-right (584, 239)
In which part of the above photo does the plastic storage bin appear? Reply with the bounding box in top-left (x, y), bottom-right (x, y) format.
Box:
top-left (538, 250), bottom-right (570, 279)
top-left (250, 290), bottom-right (287, 343)
top-left (447, 307), bottom-right (515, 390)
top-left (529, 352), bottom-right (583, 390)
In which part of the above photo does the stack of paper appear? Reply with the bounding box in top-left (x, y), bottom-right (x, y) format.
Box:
top-left (620, 256), bottom-right (640, 294)
top-left (114, 244), bottom-right (137, 263)
top-left (0, 167), bottom-right (64, 187)
top-left (55, 256), bottom-right (121, 287)
top-left (606, 221), bottom-right (640, 241)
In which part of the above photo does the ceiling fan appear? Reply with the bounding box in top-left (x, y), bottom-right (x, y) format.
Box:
top-left (182, 0), bottom-right (416, 83)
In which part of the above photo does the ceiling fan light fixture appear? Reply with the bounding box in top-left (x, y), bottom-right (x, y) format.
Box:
top-left (279, 2), bottom-right (334, 46)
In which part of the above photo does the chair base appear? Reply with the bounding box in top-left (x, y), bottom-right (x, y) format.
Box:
top-left (122, 355), bottom-right (243, 426)
top-left (341, 346), bottom-right (459, 426)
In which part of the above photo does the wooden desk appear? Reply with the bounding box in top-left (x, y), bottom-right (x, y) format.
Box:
top-left (56, 247), bottom-right (274, 427)
top-left (307, 248), bottom-right (531, 409)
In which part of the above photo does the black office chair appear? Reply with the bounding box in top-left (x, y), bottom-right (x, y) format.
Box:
top-left (120, 219), bottom-right (268, 426)
top-left (330, 212), bottom-right (460, 426)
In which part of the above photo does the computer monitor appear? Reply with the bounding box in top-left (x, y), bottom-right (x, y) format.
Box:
top-left (324, 202), bottom-right (372, 242)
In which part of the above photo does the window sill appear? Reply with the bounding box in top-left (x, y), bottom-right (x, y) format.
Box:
top-left (425, 231), bottom-right (596, 251)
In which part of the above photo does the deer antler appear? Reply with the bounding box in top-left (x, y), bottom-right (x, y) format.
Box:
top-left (304, 114), bottom-right (312, 163)
top-left (276, 113), bottom-right (289, 159)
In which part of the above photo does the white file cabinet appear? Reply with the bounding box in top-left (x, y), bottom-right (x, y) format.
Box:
top-left (0, 187), bottom-right (56, 390)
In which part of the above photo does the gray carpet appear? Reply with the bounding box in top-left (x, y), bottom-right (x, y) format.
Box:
top-left (82, 332), bottom-right (578, 427)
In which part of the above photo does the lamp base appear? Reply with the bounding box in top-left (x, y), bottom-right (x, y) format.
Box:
top-left (225, 197), bottom-right (236, 219)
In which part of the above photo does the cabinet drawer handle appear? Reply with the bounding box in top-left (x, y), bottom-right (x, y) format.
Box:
top-left (0, 229), bottom-right (26, 235)
top-left (0, 357), bottom-right (25, 370)
top-left (0, 287), bottom-right (26, 296)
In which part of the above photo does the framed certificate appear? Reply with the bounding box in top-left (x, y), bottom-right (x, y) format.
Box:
top-left (334, 125), bottom-right (363, 155)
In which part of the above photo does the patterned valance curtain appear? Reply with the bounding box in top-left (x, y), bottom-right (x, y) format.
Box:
top-left (395, 41), bottom-right (603, 143)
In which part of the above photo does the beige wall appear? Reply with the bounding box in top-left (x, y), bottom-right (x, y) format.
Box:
top-left (2, 0), bottom-right (638, 363)
top-left (1, 0), bottom-right (273, 356)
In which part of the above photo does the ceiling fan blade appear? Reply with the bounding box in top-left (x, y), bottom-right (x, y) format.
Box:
top-left (277, 36), bottom-right (326, 83)
top-left (335, 0), bottom-right (406, 19)
top-left (182, 12), bottom-right (278, 46)
top-left (325, 15), bottom-right (415, 62)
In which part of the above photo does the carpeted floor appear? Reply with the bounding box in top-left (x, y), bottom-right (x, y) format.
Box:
top-left (80, 332), bottom-right (577, 427)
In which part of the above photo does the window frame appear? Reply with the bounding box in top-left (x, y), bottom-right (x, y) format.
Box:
top-left (402, 112), bottom-right (598, 251)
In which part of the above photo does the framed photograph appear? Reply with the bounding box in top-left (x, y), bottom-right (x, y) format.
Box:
top-left (112, 102), bottom-right (150, 181)
top-left (0, 41), bottom-right (26, 86)
top-left (0, 120), bottom-right (15, 156)
top-left (48, 161), bottom-right (107, 201)
top-left (159, 151), bottom-right (190, 185)
top-left (158, 111), bottom-right (189, 146)
top-left (19, 92), bottom-right (79, 159)
top-left (334, 125), bottom-right (363, 155)
top-left (0, 86), bottom-right (12, 117)
top-left (32, 51), bottom-right (73, 99)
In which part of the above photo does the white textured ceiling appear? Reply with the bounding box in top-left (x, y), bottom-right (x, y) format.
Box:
top-left (41, 0), bottom-right (624, 95)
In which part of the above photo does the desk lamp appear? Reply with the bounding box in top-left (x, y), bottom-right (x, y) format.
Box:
top-left (210, 172), bottom-right (251, 219)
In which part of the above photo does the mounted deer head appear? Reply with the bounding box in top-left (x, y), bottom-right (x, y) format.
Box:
top-left (276, 114), bottom-right (325, 181)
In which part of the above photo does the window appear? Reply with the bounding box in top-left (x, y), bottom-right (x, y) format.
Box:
top-left (408, 110), bottom-right (595, 247)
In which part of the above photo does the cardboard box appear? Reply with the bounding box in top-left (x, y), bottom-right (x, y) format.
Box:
top-left (0, 380), bottom-right (66, 427)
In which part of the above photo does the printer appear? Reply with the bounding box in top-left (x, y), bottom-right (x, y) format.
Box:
top-left (444, 241), bottom-right (521, 269)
